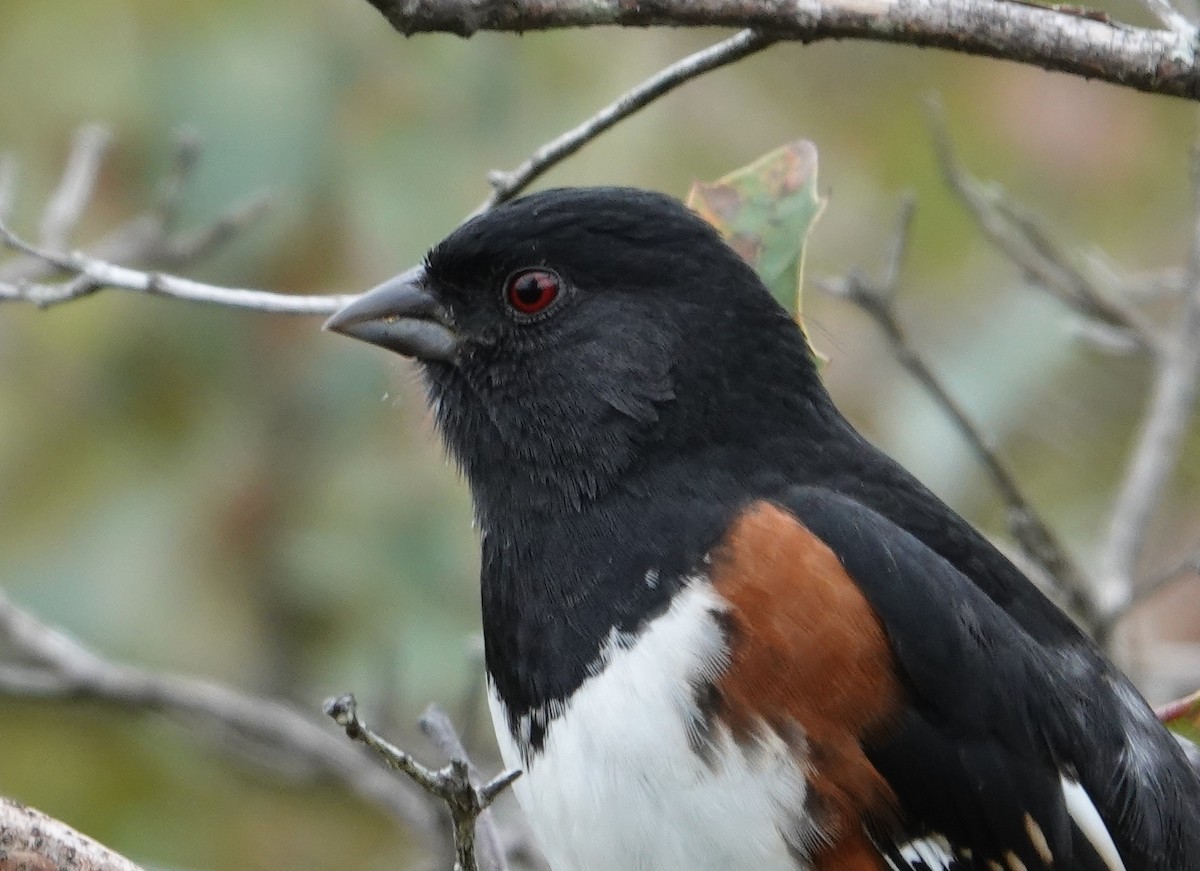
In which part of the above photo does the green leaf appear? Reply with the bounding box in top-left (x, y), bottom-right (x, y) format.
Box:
top-left (687, 139), bottom-right (827, 325)
top-left (1158, 689), bottom-right (1200, 744)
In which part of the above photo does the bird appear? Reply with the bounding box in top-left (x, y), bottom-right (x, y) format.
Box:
top-left (324, 186), bottom-right (1200, 871)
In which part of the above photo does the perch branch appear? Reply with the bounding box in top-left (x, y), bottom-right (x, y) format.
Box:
top-left (326, 694), bottom-right (521, 871)
top-left (0, 797), bottom-right (147, 871)
top-left (363, 0), bottom-right (1200, 102)
top-left (817, 197), bottom-right (1097, 625)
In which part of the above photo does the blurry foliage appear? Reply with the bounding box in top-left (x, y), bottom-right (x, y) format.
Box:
top-left (1, 0), bottom-right (1199, 868)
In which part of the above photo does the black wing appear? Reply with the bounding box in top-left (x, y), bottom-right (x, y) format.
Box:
top-left (780, 486), bottom-right (1200, 871)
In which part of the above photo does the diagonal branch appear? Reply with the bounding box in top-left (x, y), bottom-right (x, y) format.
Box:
top-left (476, 29), bottom-right (776, 215)
top-left (817, 198), bottom-right (1098, 626)
top-left (1095, 149), bottom-right (1200, 626)
top-left (363, 0), bottom-right (1200, 102)
top-left (928, 102), bottom-right (1161, 355)
top-left (38, 123), bottom-right (113, 251)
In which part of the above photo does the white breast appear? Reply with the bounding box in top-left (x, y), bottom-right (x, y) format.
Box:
top-left (487, 580), bottom-right (812, 871)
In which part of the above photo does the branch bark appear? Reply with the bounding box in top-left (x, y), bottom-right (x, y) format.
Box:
top-left (364, 0), bottom-right (1200, 101)
top-left (0, 798), bottom-right (147, 871)
top-left (817, 198), bottom-right (1098, 627)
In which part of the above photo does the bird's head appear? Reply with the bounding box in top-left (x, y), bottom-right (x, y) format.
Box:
top-left (326, 187), bottom-right (823, 518)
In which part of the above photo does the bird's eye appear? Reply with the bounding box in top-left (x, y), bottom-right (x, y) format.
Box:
top-left (505, 269), bottom-right (560, 317)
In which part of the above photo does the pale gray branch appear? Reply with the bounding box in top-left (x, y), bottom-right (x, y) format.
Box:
top-left (476, 29), bottom-right (775, 215)
top-left (0, 797), bottom-right (147, 871)
top-left (1096, 151), bottom-right (1200, 623)
top-left (363, 0), bottom-right (1200, 101)
top-left (421, 703), bottom-right (515, 871)
top-left (0, 217), bottom-right (350, 314)
top-left (38, 123), bottom-right (113, 251)
top-left (0, 590), bottom-right (440, 841)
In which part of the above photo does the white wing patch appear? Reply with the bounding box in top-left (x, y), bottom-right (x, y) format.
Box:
top-left (1061, 776), bottom-right (1127, 871)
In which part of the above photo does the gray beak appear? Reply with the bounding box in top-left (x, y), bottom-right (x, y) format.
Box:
top-left (323, 266), bottom-right (459, 363)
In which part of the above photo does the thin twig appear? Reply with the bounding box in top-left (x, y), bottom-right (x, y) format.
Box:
top-left (817, 197), bottom-right (1097, 625)
top-left (0, 129), bottom-right (285, 311)
top-left (1096, 149), bottom-right (1200, 625)
top-left (0, 590), bottom-right (440, 840)
top-left (326, 694), bottom-right (521, 871)
top-left (928, 101), bottom-right (1161, 354)
top-left (422, 703), bottom-right (515, 871)
top-left (475, 29), bottom-right (776, 215)
top-left (38, 123), bottom-right (113, 251)
top-left (0, 217), bottom-right (349, 313)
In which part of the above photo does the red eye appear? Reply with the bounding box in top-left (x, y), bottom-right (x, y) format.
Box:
top-left (505, 269), bottom-right (560, 316)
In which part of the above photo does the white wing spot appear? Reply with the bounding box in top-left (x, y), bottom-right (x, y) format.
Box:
top-left (1061, 775), bottom-right (1127, 871)
top-left (898, 835), bottom-right (956, 870)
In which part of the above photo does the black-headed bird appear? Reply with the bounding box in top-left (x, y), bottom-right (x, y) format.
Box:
top-left (326, 187), bottom-right (1200, 871)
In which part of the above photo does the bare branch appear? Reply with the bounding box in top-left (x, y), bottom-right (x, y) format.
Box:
top-left (0, 129), bottom-right (301, 313)
top-left (421, 703), bottom-right (514, 871)
top-left (0, 590), bottom-right (441, 841)
top-left (476, 29), bottom-right (775, 215)
top-left (1096, 150), bottom-right (1200, 622)
top-left (818, 198), bottom-right (1097, 626)
top-left (326, 694), bottom-right (521, 871)
top-left (363, 0), bottom-right (1200, 102)
top-left (38, 123), bottom-right (113, 251)
top-left (0, 217), bottom-right (349, 314)
top-left (0, 797), bottom-right (147, 871)
top-left (928, 102), bottom-right (1161, 354)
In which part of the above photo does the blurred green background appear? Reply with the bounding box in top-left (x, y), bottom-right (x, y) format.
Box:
top-left (1, 0), bottom-right (1199, 868)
